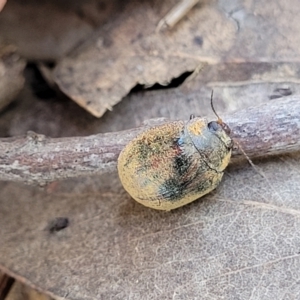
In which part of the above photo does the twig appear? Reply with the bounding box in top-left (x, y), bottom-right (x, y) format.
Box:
top-left (156, 0), bottom-right (200, 32)
top-left (0, 96), bottom-right (299, 185)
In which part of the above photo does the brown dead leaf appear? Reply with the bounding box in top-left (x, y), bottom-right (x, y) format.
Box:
top-left (1, 60), bottom-right (300, 299)
top-left (0, 46), bottom-right (25, 112)
top-left (53, 0), bottom-right (232, 117)
top-left (54, 0), bottom-right (300, 117)
top-left (0, 0), bottom-right (6, 12)
top-left (0, 0), bottom-right (120, 61)
top-left (0, 148), bottom-right (300, 300)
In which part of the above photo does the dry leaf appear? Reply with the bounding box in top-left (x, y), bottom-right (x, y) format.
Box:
top-left (0, 0), bottom-right (116, 60)
top-left (0, 153), bottom-right (300, 299)
top-left (0, 46), bottom-right (25, 112)
top-left (1, 59), bottom-right (300, 298)
top-left (54, 0), bottom-right (300, 117)
top-left (0, 0), bottom-right (6, 12)
top-left (1, 0), bottom-right (300, 296)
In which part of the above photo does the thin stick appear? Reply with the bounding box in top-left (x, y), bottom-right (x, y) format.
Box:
top-left (156, 0), bottom-right (200, 32)
top-left (0, 96), bottom-right (300, 185)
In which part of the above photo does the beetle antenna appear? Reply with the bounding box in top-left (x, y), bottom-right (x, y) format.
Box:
top-left (210, 91), bottom-right (262, 175)
top-left (210, 90), bottom-right (223, 125)
top-left (210, 91), bottom-right (256, 170)
top-left (234, 139), bottom-right (283, 201)
top-left (233, 139), bottom-right (258, 171)
top-left (210, 91), bottom-right (282, 200)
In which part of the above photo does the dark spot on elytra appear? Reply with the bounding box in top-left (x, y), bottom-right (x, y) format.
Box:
top-left (159, 177), bottom-right (187, 201)
top-left (193, 36), bottom-right (203, 46)
top-left (158, 140), bottom-right (222, 202)
top-left (158, 149), bottom-right (193, 201)
top-left (174, 155), bottom-right (191, 177)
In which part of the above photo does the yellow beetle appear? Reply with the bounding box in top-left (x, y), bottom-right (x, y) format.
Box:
top-left (118, 94), bottom-right (233, 210)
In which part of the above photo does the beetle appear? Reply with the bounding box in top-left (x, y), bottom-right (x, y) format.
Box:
top-left (117, 92), bottom-right (233, 210)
